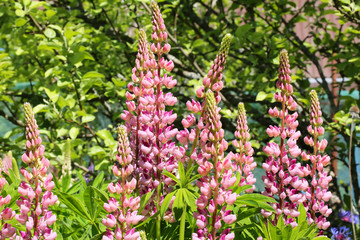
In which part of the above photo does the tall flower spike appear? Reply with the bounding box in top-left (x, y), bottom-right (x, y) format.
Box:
top-left (192, 90), bottom-right (235, 240)
top-left (15, 103), bottom-right (58, 239)
top-left (232, 103), bottom-right (256, 192)
top-left (178, 34), bottom-right (232, 170)
top-left (262, 50), bottom-right (307, 227)
top-left (103, 126), bottom-right (143, 240)
top-left (200, 34), bottom-right (232, 101)
top-left (301, 90), bottom-right (332, 230)
top-left (122, 3), bottom-right (179, 228)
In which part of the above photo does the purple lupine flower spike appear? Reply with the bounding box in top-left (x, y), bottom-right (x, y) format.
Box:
top-left (15, 103), bottom-right (58, 239)
top-left (301, 90), bottom-right (332, 230)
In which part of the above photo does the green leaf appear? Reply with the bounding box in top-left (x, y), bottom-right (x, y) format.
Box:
top-left (235, 24), bottom-right (253, 37)
top-left (237, 194), bottom-right (277, 203)
top-left (91, 186), bottom-right (109, 204)
top-left (67, 181), bottom-right (82, 195)
top-left (84, 186), bottom-right (96, 219)
top-left (90, 233), bottom-right (104, 240)
top-left (173, 189), bottom-right (184, 220)
top-left (92, 171), bottom-right (104, 188)
top-left (44, 87), bottom-right (59, 102)
top-left (178, 161), bottom-right (186, 187)
top-left (33, 104), bottom-right (48, 114)
top-left (69, 127), bottom-right (80, 140)
top-left (182, 189), bottom-right (197, 212)
top-left (297, 203), bottom-right (306, 225)
top-left (138, 190), bottom-right (155, 214)
top-left (312, 237), bottom-right (330, 240)
top-left (237, 184), bottom-right (254, 194)
top-left (160, 190), bottom-right (176, 217)
top-left (11, 156), bottom-right (20, 180)
top-left (235, 194), bottom-right (276, 213)
top-left (76, 172), bottom-right (88, 190)
top-left (15, 9), bottom-right (25, 17)
top-left (96, 129), bottom-right (116, 148)
top-left (56, 191), bottom-right (91, 220)
top-left (15, 18), bottom-right (27, 27)
top-left (62, 173), bottom-right (71, 192)
top-left (237, 207), bottom-right (261, 221)
top-left (88, 146), bottom-right (105, 156)
top-left (83, 71), bottom-right (105, 79)
top-left (256, 91), bottom-right (268, 101)
top-left (44, 28), bottom-right (56, 38)
top-left (163, 170), bottom-right (180, 185)
top-left (82, 114), bottom-right (95, 123)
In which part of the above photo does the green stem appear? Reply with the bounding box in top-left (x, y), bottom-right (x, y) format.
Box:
top-left (179, 205), bottom-right (187, 240)
top-left (156, 184), bottom-right (161, 240)
top-left (349, 118), bottom-right (357, 240)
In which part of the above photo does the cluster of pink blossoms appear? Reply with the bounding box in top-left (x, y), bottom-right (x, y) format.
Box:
top-left (261, 50), bottom-right (331, 230)
top-left (231, 103), bottom-right (257, 192)
top-left (301, 90), bottom-right (332, 229)
top-left (0, 164), bottom-right (16, 239)
top-left (16, 103), bottom-right (58, 239)
top-left (177, 33), bottom-right (232, 167)
top-left (179, 33), bottom-right (256, 240)
top-left (103, 126), bottom-right (143, 240)
top-left (192, 91), bottom-right (236, 240)
top-left (262, 50), bottom-right (309, 227)
top-left (120, 1), bottom-right (181, 221)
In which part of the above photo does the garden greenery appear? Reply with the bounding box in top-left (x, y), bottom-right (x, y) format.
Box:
top-left (0, 1), bottom-right (353, 239)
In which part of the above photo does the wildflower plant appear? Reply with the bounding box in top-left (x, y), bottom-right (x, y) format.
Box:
top-left (16, 103), bottom-right (58, 239)
top-left (301, 90), bottom-right (332, 229)
top-left (232, 103), bottom-right (257, 192)
top-left (102, 126), bottom-right (143, 240)
top-left (262, 49), bottom-right (307, 226)
top-left (192, 91), bottom-right (236, 240)
top-left (120, 1), bottom-right (181, 238)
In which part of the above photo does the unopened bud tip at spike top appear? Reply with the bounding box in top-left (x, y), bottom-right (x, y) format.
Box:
top-left (219, 34), bottom-right (232, 56)
top-left (238, 102), bottom-right (245, 114)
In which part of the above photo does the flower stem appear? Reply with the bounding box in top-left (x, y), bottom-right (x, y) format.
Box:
top-left (179, 205), bottom-right (187, 240)
top-left (309, 134), bottom-right (318, 220)
top-left (210, 141), bottom-right (219, 239)
top-left (349, 118), bottom-right (357, 240)
top-left (156, 184), bottom-right (161, 240)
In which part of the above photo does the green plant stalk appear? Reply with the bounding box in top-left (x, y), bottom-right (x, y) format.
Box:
top-left (155, 52), bottom-right (162, 240)
top-left (179, 205), bottom-right (187, 240)
top-left (349, 118), bottom-right (357, 240)
top-left (156, 184), bottom-right (161, 240)
top-left (210, 141), bottom-right (219, 239)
